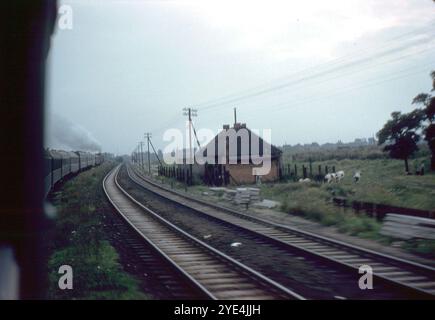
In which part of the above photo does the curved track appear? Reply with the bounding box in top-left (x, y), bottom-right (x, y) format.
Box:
top-left (127, 163), bottom-right (435, 298)
top-left (103, 165), bottom-right (304, 300)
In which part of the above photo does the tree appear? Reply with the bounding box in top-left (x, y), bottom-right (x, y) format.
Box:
top-left (412, 71), bottom-right (435, 170)
top-left (377, 110), bottom-right (423, 172)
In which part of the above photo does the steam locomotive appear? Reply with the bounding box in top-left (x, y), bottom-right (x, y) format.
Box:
top-left (44, 150), bottom-right (104, 197)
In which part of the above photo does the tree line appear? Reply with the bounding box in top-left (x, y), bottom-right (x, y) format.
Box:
top-left (377, 71), bottom-right (435, 172)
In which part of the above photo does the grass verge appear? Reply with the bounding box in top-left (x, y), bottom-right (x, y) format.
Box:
top-left (46, 162), bottom-right (148, 299)
top-left (261, 181), bottom-right (435, 258)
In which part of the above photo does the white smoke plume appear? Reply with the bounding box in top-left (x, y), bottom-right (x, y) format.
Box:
top-left (45, 114), bottom-right (101, 152)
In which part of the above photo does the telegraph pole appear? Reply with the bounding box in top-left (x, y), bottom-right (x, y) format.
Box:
top-left (145, 132), bottom-right (152, 175)
top-left (139, 141), bottom-right (145, 170)
top-left (135, 145), bottom-right (139, 164)
top-left (183, 107), bottom-right (197, 187)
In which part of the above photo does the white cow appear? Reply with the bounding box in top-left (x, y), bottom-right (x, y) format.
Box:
top-left (353, 171), bottom-right (361, 183)
top-left (336, 170), bottom-right (345, 182)
top-left (298, 178), bottom-right (311, 183)
top-left (324, 173), bottom-right (336, 183)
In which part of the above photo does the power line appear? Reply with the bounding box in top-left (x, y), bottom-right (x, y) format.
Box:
top-left (135, 23), bottom-right (435, 154)
top-left (148, 113), bottom-right (180, 133)
top-left (244, 62), bottom-right (435, 117)
top-left (143, 60), bottom-right (433, 153)
top-left (194, 24), bottom-right (435, 110)
top-left (238, 51), bottom-right (435, 115)
top-left (195, 22), bottom-right (435, 108)
top-left (199, 39), bottom-right (435, 111)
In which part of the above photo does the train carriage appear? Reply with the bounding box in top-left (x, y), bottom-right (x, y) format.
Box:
top-left (47, 150), bottom-right (63, 186)
top-left (75, 151), bottom-right (84, 170)
top-left (44, 150), bottom-right (103, 198)
top-left (43, 150), bottom-right (53, 197)
top-left (58, 150), bottom-right (72, 178)
top-left (75, 151), bottom-right (90, 170)
top-left (86, 152), bottom-right (92, 168)
top-left (95, 153), bottom-right (104, 165)
top-left (89, 152), bottom-right (96, 167)
top-left (68, 151), bottom-right (80, 173)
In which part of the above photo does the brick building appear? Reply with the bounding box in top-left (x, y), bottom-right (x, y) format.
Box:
top-left (200, 123), bottom-right (282, 185)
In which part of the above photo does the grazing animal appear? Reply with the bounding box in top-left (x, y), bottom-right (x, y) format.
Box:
top-left (336, 170), bottom-right (345, 182)
top-left (298, 178), bottom-right (311, 183)
top-left (353, 171), bottom-right (361, 183)
top-left (324, 173), bottom-right (336, 183)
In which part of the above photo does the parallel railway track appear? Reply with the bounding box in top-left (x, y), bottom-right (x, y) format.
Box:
top-left (102, 200), bottom-right (207, 299)
top-left (127, 163), bottom-right (435, 298)
top-left (103, 165), bottom-right (303, 300)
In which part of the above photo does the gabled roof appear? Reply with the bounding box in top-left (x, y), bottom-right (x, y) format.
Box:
top-left (200, 124), bottom-right (281, 163)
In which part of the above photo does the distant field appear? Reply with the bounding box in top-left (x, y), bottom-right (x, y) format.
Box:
top-left (278, 157), bottom-right (435, 211)
top-left (259, 157), bottom-right (435, 256)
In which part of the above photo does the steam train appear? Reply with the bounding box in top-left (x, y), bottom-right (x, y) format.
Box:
top-left (44, 150), bottom-right (104, 197)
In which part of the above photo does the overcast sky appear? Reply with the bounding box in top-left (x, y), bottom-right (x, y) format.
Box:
top-left (46, 0), bottom-right (435, 154)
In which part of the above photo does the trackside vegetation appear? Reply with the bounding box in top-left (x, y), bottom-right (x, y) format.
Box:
top-left (260, 157), bottom-right (435, 257)
top-left (46, 162), bottom-right (147, 299)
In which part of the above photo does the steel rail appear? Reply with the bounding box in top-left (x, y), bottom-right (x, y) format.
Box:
top-left (128, 163), bottom-right (435, 298)
top-left (104, 165), bottom-right (304, 300)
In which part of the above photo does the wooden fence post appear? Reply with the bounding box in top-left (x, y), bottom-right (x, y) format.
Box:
top-left (309, 158), bottom-right (313, 178)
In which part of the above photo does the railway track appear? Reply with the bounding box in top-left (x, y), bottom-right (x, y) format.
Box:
top-left (127, 163), bottom-right (435, 298)
top-left (102, 198), bottom-right (207, 299)
top-left (103, 165), bottom-right (304, 300)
